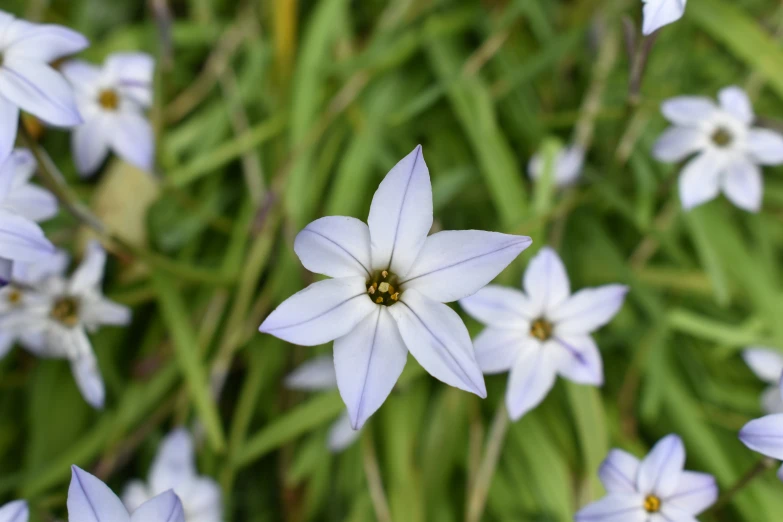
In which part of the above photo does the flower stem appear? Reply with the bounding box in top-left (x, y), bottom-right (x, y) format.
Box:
top-left (362, 434), bottom-right (393, 522)
top-left (712, 458), bottom-right (776, 511)
top-left (466, 404), bottom-right (510, 522)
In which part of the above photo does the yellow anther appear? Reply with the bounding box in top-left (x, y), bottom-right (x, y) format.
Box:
top-left (381, 270), bottom-right (388, 278)
top-left (643, 495), bottom-right (661, 513)
top-left (378, 282), bottom-right (390, 293)
top-left (376, 297), bottom-right (384, 304)
top-left (391, 292), bottom-right (399, 301)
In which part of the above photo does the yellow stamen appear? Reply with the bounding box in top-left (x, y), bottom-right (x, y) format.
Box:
top-left (643, 495), bottom-right (661, 513)
top-left (50, 297), bottom-right (81, 327)
top-left (98, 89), bottom-right (120, 111)
top-left (530, 318), bottom-right (553, 341)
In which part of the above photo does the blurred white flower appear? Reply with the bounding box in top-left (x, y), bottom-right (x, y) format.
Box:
top-left (528, 144), bottom-right (584, 188)
top-left (576, 434), bottom-right (718, 521)
top-left (0, 149), bottom-right (56, 271)
top-left (62, 53), bottom-right (155, 176)
top-left (69, 466), bottom-right (185, 522)
top-left (742, 347), bottom-right (783, 414)
top-left (0, 241), bottom-right (130, 408)
top-left (0, 10), bottom-right (87, 158)
top-left (653, 86), bottom-right (783, 212)
top-left (460, 247), bottom-right (627, 421)
top-left (643, 0), bottom-right (687, 35)
top-left (123, 429), bottom-right (222, 522)
top-left (260, 145), bottom-right (532, 429)
top-left (739, 378), bottom-right (783, 482)
top-left (285, 356), bottom-right (362, 452)
top-left (0, 500), bottom-right (27, 522)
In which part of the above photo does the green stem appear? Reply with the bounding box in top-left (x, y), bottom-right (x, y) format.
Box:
top-left (712, 458), bottom-right (776, 511)
top-left (465, 404), bottom-right (510, 522)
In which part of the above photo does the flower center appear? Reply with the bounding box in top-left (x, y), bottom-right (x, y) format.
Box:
top-left (98, 89), bottom-right (120, 111)
top-left (711, 127), bottom-right (733, 147)
top-left (50, 296), bottom-right (81, 327)
top-left (366, 270), bottom-right (400, 306)
top-left (530, 318), bottom-right (553, 341)
top-left (7, 288), bottom-right (23, 306)
top-left (643, 495), bottom-right (662, 513)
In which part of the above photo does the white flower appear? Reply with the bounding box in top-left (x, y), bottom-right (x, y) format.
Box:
top-left (0, 10), bottom-right (87, 158)
top-left (69, 466), bottom-right (185, 522)
top-left (0, 241), bottom-right (130, 408)
top-left (0, 150), bottom-right (56, 268)
top-left (742, 347), bottom-right (783, 414)
top-left (527, 144), bottom-right (584, 188)
top-left (653, 86), bottom-right (783, 212)
top-left (643, 0), bottom-right (687, 35)
top-left (739, 377), bottom-right (783, 483)
top-left (576, 434), bottom-right (718, 521)
top-left (285, 356), bottom-right (362, 452)
top-left (0, 500), bottom-right (27, 522)
top-left (123, 429), bottom-right (222, 522)
top-left (459, 247), bottom-right (627, 420)
top-left (259, 146), bottom-right (532, 429)
top-left (62, 53), bottom-right (155, 176)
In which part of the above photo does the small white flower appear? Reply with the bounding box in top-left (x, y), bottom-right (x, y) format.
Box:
top-left (69, 466), bottom-right (185, 522)
top-left (0, 10), bottom-right (88, 158)
top-left (0, 500), bottom-right (27, 522)
top-left (285, 356), bottom-right (362, 452)
top-left (460, 247), bottom-right (627, 420)
top-left (653, 86), bottom-right (783, 212)
top-left (0, 241), bottom-right (130, 408)
top-left (642, 0), bottom-right (687, 35)
top-left (62, 53), bottom-right (155, 176)
top-left (742, 347), bottom-right (783, 414)
top-left (528, 144), bottom-right (585, 188)
top-left (739, 377), bottom-right (783, 483)
top-left (123, 429), bottom-right (223, 522)
top-left (576, 434), bottom-right (718, 521)
top-left (260, 146), bottom-right (532, 429)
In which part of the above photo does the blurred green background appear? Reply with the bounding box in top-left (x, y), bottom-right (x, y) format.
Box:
top-left (2, 0), bottom-right (783, 520)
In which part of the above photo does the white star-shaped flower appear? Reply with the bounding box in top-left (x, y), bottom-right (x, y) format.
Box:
top-left (0, 500), bottom-right (27, 522)
top-left (653, 86), bottom-right (783, 212)
top-left (459, 247), bottom-right (627, 420)
top-left (62, 53), bottom-right (155, 176)
top-left (528, 144), bottom-right (585, 188)
top-left (576, 434), bottom-right (718, 521)
top-left (123, 429), bottom-right (223, 522)
top-left (285, 356), bottom-right (362, 452)
top-left (69, 466), bottom-right (185, 522)
top-left (740, 376), bottom-right (783, 483)
top-left (0, 241), bottom-right (130, 408)
top-left (0, 10), bottom-right (87, 158)
top-left (642, 0), bottom-right (687, 35)
top-left (742, 347), bottom-right (783, 414)
top-left (259, 146), bottom-right (532, 429)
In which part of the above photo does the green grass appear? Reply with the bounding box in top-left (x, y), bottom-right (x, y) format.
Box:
top-left (3, 0), bottom-right (783, 520)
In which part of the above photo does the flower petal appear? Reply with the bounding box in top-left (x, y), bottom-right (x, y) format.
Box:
top-left (718, 86), bottom-right (754, 125)
top-left (83, 297), bottom-right (132, 328)
top-left (652, 126), bottom-right (705, 162)
top-left (523, 247), bottom-right (570, 316)
top-left (552, 334), bottom-right (604, 385)
top-left (746, 128), bottom-right (783, 166)
top-left (72, 115), bottom-right (111, 176)
top-left (739, 413), bottom-right (783, 460)
top-left (505, 340), bottom-right (558, 421)
top-left (130, 491), bottom-right (185, 522)
top-left (121, 481), bottom-right (151, 514)
top-left (294, 216), bottom-right (372, 279)
top-left (529, 145), bottom-right (585, 187)
top-left (334, 307), bottom-right (408, 429)
top-left (178, 478), bottom-right (222, 521)
top-left (665, 470), bottom-right (718, 515)
top-left (678, 152), bottom-right (723, 210)
top-left (285, 355), bottom-right (338, 391)
top-left (0, 210), bottom-right (55, 263)
top-left (367, 145), bottom-right (432, 277)
top-left (742, 347), bottom-right (783, 384)
top-left (599, 449), bottom-right (641, 494)
top-left (642, 0), bottom-right (687, 35)
top-left (109, 111), bottom-right (154, 172)
top-left (574, 493), bottom-right (646, 522)
top-left (259, 277), bottom-right (375, 346)
top-left (390, 289), bottom-right (486, 398)
top-left (150, 429), bottom-right (197, 493)
top-left (550, 285), bottom-right (628, 335)
top-left (661, 96), bottom-right (715, 126)
top-left (70, 241), bottom-right (106, 294)
top-left (68, 466), bottom-right (131, 522)
top-left (105, 53), bottom-right (155, 107)
top-left (5, 23), bottom-right (88, 62)
top-left (61, 60), bottom-right (101, 88)
top-left (0, 97), bottom-right (19, 160)
top-left (762, 385), bottom-right (783, 415)
top-left (472, 327), bottom-right (526, 374)
top-left (459, 285), bottom-right (534, 327)
top-left (721, 156), bottom-right (762, 212)
top-left (402, 230), bottom-right (531, 303)
top-left (0, 500), bottom-right (28, 522)
top-left (657, 506), bottom-right (698, 522)
top-left (636, 434), bottom-right (686, 497)
top-left (7, 184), bottom-right (58, 223)
top-left (328, 412), bottom-right (362, 453)
top-left (0, 60), bottom-right (81, 126)
top-left (70, 333), bottom-right (106, 409)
